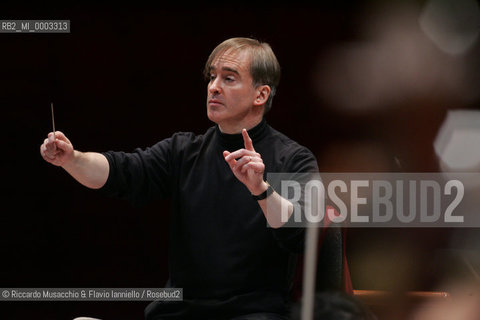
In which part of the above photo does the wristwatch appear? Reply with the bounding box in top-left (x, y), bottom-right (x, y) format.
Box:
top-left (252, 182), bottom-right (274, 201)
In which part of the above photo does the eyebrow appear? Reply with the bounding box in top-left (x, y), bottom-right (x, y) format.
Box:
top-left (209, 66), bottom-right (240, 75)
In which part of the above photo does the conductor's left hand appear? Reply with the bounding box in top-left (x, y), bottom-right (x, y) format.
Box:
top-left (223, 129), bottom-right (268, 196)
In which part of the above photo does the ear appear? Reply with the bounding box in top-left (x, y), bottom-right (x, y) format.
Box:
top-left (253, 85), bottom-right (271, 107)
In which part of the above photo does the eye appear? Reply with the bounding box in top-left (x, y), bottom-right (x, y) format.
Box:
top-left (209, 74), bottom-right (216, 81)
top-left (225, 76), bottom-right (235, 82)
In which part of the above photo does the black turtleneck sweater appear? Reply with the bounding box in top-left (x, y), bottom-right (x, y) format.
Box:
top-left (100, 119), bottom-right (318, 319)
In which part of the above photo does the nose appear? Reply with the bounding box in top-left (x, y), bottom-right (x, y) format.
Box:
top-left (208, 77), bottom-right (221, 95)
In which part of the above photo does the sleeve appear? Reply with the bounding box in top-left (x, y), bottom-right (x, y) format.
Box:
top-left (99, 137), bottom-right (176, 207)
top-left (271, 146), bottom-right (319, 253)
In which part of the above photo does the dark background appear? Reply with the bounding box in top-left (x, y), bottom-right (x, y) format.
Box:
top-left (1, 2), bottom-right (479, 319)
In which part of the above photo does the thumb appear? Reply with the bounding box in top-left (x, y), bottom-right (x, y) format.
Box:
top-left (223, 150), bottom-right (236, 168)
top-left (52, 131), bottom-right (72, 145)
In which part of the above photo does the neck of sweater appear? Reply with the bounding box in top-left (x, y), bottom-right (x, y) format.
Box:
top-left (215, 118), bottom-right (268, 150)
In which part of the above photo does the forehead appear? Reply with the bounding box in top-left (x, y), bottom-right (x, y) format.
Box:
top-left (210, 48), bottom-right (251, 72)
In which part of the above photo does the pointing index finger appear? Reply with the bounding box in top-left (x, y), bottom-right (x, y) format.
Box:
top-left (242, 128), bottom-right (255, 152)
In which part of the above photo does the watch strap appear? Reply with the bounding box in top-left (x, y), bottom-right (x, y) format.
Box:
top-left (252, 183), bottom-right (274, 201)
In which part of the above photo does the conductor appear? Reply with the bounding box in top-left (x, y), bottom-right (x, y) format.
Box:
top-left (40, 37), bottom-right (318, 320)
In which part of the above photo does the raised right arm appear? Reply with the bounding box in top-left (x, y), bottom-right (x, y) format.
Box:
top-left (40, 131), bottom-right (109, 189)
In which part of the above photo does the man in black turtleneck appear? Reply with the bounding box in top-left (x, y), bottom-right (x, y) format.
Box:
top-left (40, 38), bottom-right (319, 319)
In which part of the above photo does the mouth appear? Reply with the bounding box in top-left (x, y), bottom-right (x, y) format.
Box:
top-left (208, 99), bottom-right (224, 107)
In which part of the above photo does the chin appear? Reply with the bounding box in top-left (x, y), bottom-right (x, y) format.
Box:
top-left (207, 109), bottom-right (224, 124)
